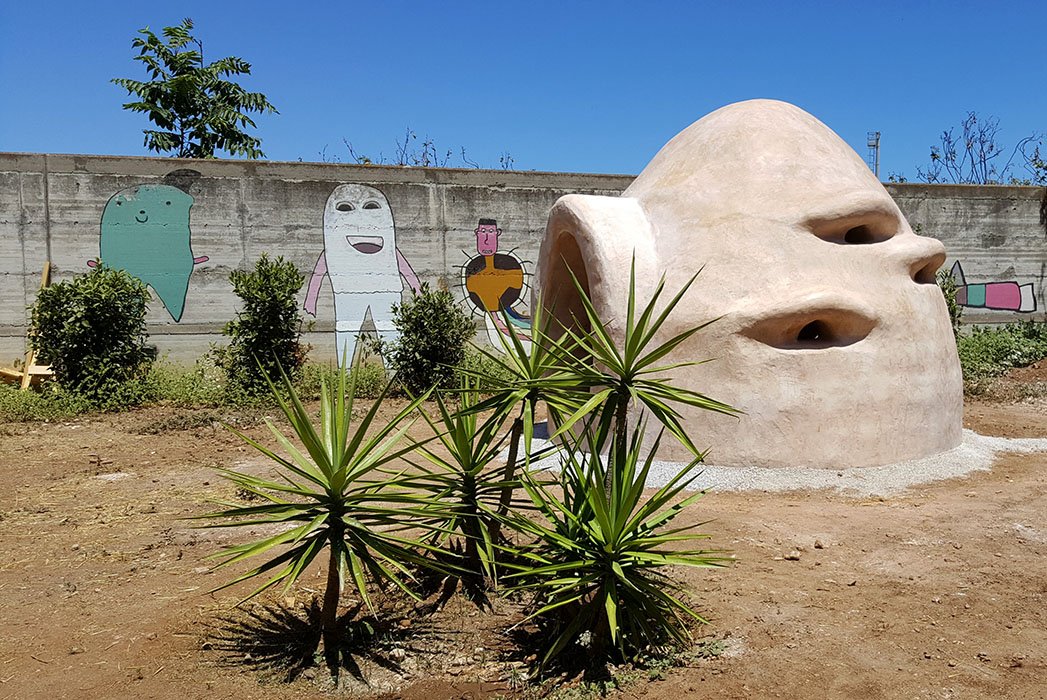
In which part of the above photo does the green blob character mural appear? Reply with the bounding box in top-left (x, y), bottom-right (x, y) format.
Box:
top-left (93, 184), bottom-right (208, 322)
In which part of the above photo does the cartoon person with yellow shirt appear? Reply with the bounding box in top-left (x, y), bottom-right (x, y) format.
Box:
top-left (461, 218), bottom-right (532, 349)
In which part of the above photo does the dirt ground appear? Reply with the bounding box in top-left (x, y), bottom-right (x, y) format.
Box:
top-left (0, 377), bottom-right (1044, 700)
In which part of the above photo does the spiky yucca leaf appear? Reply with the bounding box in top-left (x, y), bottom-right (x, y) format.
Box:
top-left (404, 383), bottom-right (524, 582)
top-left (459, 302), bottom-right (588, 459)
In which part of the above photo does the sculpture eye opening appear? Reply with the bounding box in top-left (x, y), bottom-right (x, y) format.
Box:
top-left (740, 304), bottom-right (877, 350)
top-left (362, 200), bottom-right (382, 210)
top-left (336, 202), bottom-right (355, 212)
top-left (796, 320), bottom-right (831, 344)
top-left (843, 225), bottom-right (880, 244)
top-left (805, 206), bottom-right (897, 245)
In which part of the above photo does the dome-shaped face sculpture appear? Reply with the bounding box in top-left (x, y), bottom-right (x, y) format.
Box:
top-left (536, 100), bottom-right (963, 469)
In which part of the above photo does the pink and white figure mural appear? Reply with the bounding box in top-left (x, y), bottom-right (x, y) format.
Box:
top-left (460, 218), bottom-right (533, 351)
top-left (949, 261), bottom-right (1036, 313)
top-left (304, 184), bottom-right (421, 363)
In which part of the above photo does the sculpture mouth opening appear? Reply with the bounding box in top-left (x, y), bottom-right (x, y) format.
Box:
top-left (739, 297), bottom-right (878, 350)
top-left (347, 235), bottom-right (384, 254)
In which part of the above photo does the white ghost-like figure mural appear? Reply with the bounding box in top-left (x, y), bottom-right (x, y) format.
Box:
top-left (536, 99), bottom-right (963, 470)
top-left (305, 184), bottom-right (421, 363)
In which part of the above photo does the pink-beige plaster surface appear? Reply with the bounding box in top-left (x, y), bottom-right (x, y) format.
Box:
top-left (536, 99), bottom-right (963, 469)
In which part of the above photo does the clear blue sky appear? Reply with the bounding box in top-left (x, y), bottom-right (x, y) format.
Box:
top-left (2, 1), bottom-right (1045, 179)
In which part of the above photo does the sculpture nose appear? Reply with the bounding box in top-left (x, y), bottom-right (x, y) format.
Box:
top-left (889, 232), bottom-right (945, 285)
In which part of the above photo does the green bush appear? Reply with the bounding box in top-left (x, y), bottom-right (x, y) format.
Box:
top-left (936, 268), bottom-right (963, 338)
top-left (29, 265), bottom-right (154, 404)
top-left (957, 321), bottom-right (1047, 383)
top-left (386, 282), bottom-right (475, 395)
top-left (217, 254), bottom-right (307, 395)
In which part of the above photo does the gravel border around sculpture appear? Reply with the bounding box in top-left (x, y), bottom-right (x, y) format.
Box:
top-left (520, 430), bottom-right (1047, 498)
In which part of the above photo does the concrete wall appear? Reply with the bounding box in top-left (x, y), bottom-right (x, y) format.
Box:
top-left (1, 152), bottom-right (1044, 363)
top-left (886, 183), bottom-right (1047, 324)
top-left (0, 153), bottom-right (630, 362)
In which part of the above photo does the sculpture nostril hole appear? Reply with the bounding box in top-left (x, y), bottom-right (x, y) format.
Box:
top-left (912, 254), bottom-right (945, 285)
top-left (797, 320), bottom-right (832, 344)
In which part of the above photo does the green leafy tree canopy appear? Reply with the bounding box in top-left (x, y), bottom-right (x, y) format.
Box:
top-left (112, 17), bottom-right (278, 159)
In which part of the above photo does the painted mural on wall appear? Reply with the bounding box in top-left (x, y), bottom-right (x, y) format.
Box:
top-left (91, 184), bottom-right (208, 322)
top-left (304, 184), bottom-right (421, 363)
top-left (950, 261), bottom-right (1036, 313)
top-left (460, 218), bottom-right (533, 349)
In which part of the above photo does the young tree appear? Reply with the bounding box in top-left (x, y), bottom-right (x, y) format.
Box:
top-left (916, 112), bottom-right (1045, 185)
top-left (218, 254), bottom-right (307, 395)
top-left (112, 18), bottom-right (278, 159)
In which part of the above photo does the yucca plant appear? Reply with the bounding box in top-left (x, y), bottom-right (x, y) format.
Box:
top-left (407, 383), bottom-right (522, 586)
top-left (460, 302), bottom-right (587, 527)
top-left (504, 418), bottom-right (730, 668)
top-left (199, 360), bottom-right (437, 675)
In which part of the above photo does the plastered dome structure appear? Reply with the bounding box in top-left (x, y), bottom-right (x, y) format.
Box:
top-left (535, 99), bottom-right (963, 469)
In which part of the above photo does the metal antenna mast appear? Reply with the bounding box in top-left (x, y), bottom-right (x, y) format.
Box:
top-left (866, 131), bottom-right (881, 179)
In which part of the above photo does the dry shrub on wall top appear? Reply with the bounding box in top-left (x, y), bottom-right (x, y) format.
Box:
top-left (29, 264), bottom-right (154, 405)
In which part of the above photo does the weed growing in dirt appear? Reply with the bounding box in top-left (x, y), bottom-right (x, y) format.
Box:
top-left (0, 383), bottom-right (94, 421)
top-left (143, 357), bottom-right (227, 406)
top-left (958, 321), bottom-right (1047, 389)
top-left (297, 361), bottom-right (388, 400)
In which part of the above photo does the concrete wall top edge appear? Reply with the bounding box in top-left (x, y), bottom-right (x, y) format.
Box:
top-left (0, 151), bottom-right (636, 191)
top-left (885, 182), bottom-right (1046, 199)
top-left (5, 152), bottom-right (1044, 200)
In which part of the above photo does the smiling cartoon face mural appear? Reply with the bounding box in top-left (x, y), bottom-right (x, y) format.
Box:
top-left (98, 184), bottom-right (207, 322)
top-left (537, 99), bottom-right (963, 469)
top-left (305, 184), bottom-right (421, 364)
